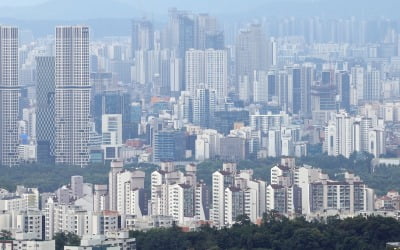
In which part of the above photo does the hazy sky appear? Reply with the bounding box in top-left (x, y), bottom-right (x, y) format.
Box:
top-left (0, 0), bottom-right (309, 9)
top-left (0, 0), bottom-right (398, 20)
top-left (0, 0), bottom-right (46, 7)
top-left (0, 0), bottom-right (275, 19)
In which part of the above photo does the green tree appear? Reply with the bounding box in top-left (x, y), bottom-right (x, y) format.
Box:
top-left (54, 232), bottom-right (81, 250)
top-left (131, 215), bottom-right (400, 250)
top-left (235, 214), bottom-right (251, 226)
top-left (0, 230), bottom-right (12, 240)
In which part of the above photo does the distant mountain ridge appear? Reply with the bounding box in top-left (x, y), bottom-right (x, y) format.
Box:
top-left (0, 0), bottom-right (399, 20)
top-left (1, 0), bottom-right (399, 38)
top-left (0, 0), bottom-right (139, 20)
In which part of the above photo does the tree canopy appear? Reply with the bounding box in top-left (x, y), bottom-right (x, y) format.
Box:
top-left (130, 215), bottom-right (400, 250)
top-left (54, 232), bottom-right (81, 250)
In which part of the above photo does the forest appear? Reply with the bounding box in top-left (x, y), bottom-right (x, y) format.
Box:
top-left (1, 152), bottom-right (400, 196)
top-left (130, 214), bottom-right (400, 250)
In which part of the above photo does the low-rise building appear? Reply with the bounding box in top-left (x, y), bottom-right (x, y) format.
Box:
top-left (64, 231), bottom-right (135, 250)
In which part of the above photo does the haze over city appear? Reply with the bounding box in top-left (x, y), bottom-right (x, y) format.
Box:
top-left (1, 0), bottom-right (400, 249)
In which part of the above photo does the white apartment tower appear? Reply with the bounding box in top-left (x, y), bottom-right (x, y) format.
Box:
top-left (350, 66), bottom-right (364, 103)
top-left (253, 71), bottom-right (268, 103)
top-left (109, 160), bottom-right (123, 211)
top-left (0, 26), bottom-right (19, 167)
top-left (117, 170), bottom-right (146, 217)
top-left (185, 49), bottom-right (205, 94)
top-left (211, 163), bottom-right (236, 227)
top-left (364, 69), bottom-right (381, 101)
top-left (185, 49), bottom-right (227, 102)
top-left (55, 26), bottom-right (91, 166)
top-left (204, 49), bottom-right (228, 102)
top-left (323, 111), bottom-right (385, 158)
top-left (102, 114), bottom-right (123, 161)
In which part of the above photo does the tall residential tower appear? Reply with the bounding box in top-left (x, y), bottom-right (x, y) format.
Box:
top-left (55, 26), bottom-right (91, 166)
top-left (0, 26), bottom-right (19, 167)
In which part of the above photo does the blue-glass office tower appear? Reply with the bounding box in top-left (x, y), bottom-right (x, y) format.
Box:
top-left (36, 56), bottom-right (56, 163)
top-left (93, 91), bottom-right (135, 142)
top-left (153, 130), bottom-right (186, 162)
top-left (205, 31), bottom-right (225, 50)
top-left (131, 19), bottom-right (154, 59)
top-left (192, 88), bottom-right (216, 128)
top-left (339, 71), bottom-right (351, 112)
top-left (214, 110), bottom-right (250, 135)
top-left (267, 72), bottom-right (276, 101)
top-left (291, 67), bottom-right (301, 114)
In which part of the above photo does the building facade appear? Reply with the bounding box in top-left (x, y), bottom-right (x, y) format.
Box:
top-left (55, 26), bottom-right (91, 166)
top-left (0, 26), bottom-right (19, 166)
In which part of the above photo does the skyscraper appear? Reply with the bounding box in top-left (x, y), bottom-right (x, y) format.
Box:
top-left (185, 49), bottom-right (227, 102)
top-left (55, 26), bottom-right (91, 167)
top-left (36, 56), bottom-right (56, 163)
top-left (196, 13), bottom-right (218, 49)
top-left (211, 163), bottom-right (235, 227)
top-left (338, 71), bottom-right (351, 112)
top-left (93, 91), bottom-right (134, 142)
top-left (235, 23), bottom-right (267, 87)
top-left (192, 88), bottom-right (216, 128)
top-left (205, 31), bottom-right (225, 50)
top-left (290, 66), bottom-right (301, 114)
top-left (204, 49), bottom-right (228, 102)
top-left (300, 63), bottom-right (315, 117)
top-left (0, 26), bottom-right (19, 167)
top-left (311, 69), bottom-right (338, 124)
top-left (351, 66), bottom-right (364, 103)
top-left (102, 114), bottom-right (123, 161)
top-left (131, 19), bottom-right (154, 59)
top-left (365, 69), bottom-right (381, 101)
top-left (167, 9), bottom-right (196, 58)
top-left (267, 71), bottom-right (277, 101)
top-left (185, 49), bottom-right (205, 93)
top-left (109, 160), bottom-right (123, 211)
top-left (253, 71), bottom-right (268, 103)
top-left (152, 130), bottom-right (186, 162)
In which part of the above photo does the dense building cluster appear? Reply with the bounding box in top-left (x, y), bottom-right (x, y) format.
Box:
top-left (2, 11), bottom-right (400, 167)
top-left (2, 6), bottom-right (400, 249)
top-left (0, 158), bottom-right (385, 242)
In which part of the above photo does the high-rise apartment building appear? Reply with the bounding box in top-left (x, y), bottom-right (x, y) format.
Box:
top-left (323, 111), bottom-right (385, 158)
top-left (364, 69), bottom-right (381, 101)
top-left (196, 13), bottom-right (218, 49)
top-left (205, 31), bottom-right (225, 50)
top-left (167, 9), bottom-right (196, 58)
top-left (211, 164), bottom-right (235, 227)
top-left (350, 66), bottom-right (364, 103)
top-left (235, 23), bottom-right (267, 87)
top-left (109, 160), bottom-right (124, 211)
top-left (290, 66), bottom-right (302, 115)
top-left (253, 71), bottom-right (268, 103)
top-left (185, 49), bottom-right (227, 102)
top-left (0, 26), bottom-right (19, 167)
top-left (300, 63), bottom-right (315, 117)
top-left (204, 49), bottom-right (227, 102)
top-left (185, 49), bottom-right (205, 93)
top-left (55, 26), bottom-right (91, 166)
top-left (131, 19), bottom-right (154, 59)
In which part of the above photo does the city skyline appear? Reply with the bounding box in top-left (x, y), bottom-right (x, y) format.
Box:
top-left (1, 0), bottom-right (400, 21)
top-left (1, 2), bottom-right (400, 249)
